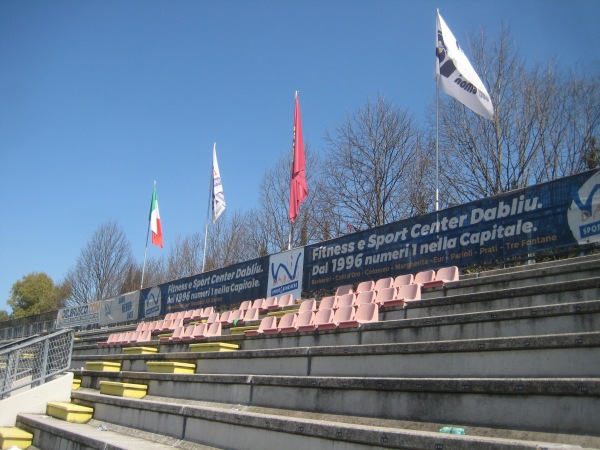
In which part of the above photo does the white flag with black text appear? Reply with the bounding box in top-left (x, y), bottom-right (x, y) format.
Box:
top-left (435, 10), bottom-right (494, 120)
top-left (212, 143), bottom-right (226, 223)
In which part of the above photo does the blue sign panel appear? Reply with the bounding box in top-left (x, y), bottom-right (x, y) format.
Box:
top-left (303, 169), bottom-right (600, 292)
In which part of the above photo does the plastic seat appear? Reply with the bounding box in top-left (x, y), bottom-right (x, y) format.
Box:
top-left (336, 293), bottom-right (356, 309)
top-left (151, 320), bottom-right (164, 333)
top-left (241, 307), bottom-right (259, 323)
top-left (414, 270), bottom-right (435, 286)
top-left (375, 287), bottom-right (398, 306)
top-left (166, 325), bottom-right (187, 342)
top-left (355, 290), bottom-right (376, 305)
top-left (374, 277), bottom-right (393, 291)
top-left (244, 316), bottom-right (277, 336)
top-left (319, 296), bottom-right (337, 310)
top-left (276, 294), bottom-right (295, 309)
top-left (318, 306), bottom-right (354, 330)
top-left (263, 296), bottom-right (278, 310)
top-left (190, 308), bottom-right (204, 321)
top-left (277, 313), bottom-right (298, 333)
top-left (262, 317), bottom-right (280, 335)
top-left (227, 309), bottom-right (244, 325)
top-left (355, 280), bottom-right (375, 293)
top-left (136, 329), bottom-right (152, 344)
top-left (99, 332), bottom-right (119, 347)
top-left (252, 298), bottom-right (265, 311)
top-left (338, 303), bottom-right (379, 328)
top-left (422, 266), bottom-right (460, 288)
top-left (135, 323), bottom-right (145, 332)
top-left (200, 306), bottom-right (214, 319)
top-left (202, 322), bottom-right (222, 339)
top-left (393, 274), bottom-right (414, 288)
top-left (298, 299), bottom-right (317, 313)
top-left (205, 312), bottom-right (220, 324)
top-left (295, 311), bottom-right (316, 332)
top-left (397, 283), bottom-right (421, 302)
top-left (182, 323), bottom-right (206, 340)
top-left (239, 300), bottom-right (252, 311)
top-left (183, 309), bottom-right (194, 321)
top-left (164, 313), bottom-right (174, 321)
top-left (335, 284), bottom-right (354, 296)
top-left (219, 310), bottom-right (232, 324)
top-left (306, 308), bottom-right (334, 331)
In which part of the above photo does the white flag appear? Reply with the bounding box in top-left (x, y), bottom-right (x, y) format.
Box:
top-left (212, 143), bottom-right (226, 222)
top-left (435, 10), bottom-right (494, 120)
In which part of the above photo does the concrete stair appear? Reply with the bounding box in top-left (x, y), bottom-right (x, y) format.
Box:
top-left (18, 255), bottom-right (600, 449)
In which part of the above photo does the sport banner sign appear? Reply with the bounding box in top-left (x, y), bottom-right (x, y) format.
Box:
top-left (304, 169), bottom-right (600, 292)
top-left (56, 301), bottom-right (102, 328)
top-left (140, 256), bottom-right (269, 317)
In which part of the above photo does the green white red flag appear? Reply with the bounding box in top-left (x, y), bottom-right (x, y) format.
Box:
top-left (150, 183), bottom-right (163, 248)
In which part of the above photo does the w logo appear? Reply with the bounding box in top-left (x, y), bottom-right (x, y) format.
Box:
top-left (568, 172), bottom-right (600, 243)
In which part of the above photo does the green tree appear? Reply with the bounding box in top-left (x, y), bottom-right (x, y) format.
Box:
top-left (0, 310), bottom-right (9, 321)
top-left (8, 272), bottom-right (70, 318)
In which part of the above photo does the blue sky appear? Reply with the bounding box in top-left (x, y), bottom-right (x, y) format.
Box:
top-left (1, 0), bottom-right (599, 313)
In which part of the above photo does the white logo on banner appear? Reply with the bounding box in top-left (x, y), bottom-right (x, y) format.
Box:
top-left (145, 287), bottom-right (162, 318)
top-left (267, 248), bottom-right (304, 299)
top-left (568, 171), bottom-right (600, 244)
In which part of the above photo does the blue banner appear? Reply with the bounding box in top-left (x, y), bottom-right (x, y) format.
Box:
top-left (303, 169), bottom-right (600, 292)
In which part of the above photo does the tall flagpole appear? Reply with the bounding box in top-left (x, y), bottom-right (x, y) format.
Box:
top-left (201, 144), bottom-right (214, 273)
top-left (140, 180), bottom-right (155, 289)
top-left (436, 87), bottom-right (440, 212)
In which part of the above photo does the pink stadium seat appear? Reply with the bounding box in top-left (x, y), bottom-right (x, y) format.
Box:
top-left (175, 311), bottom-right (186, 321)
top-left (277, 294), bottom-right (295, 309)
top-left (310, 308), bottom-right (335, 330)
top-left (164, 313), bottom-right (174, 321)
top-left (277, 313), bottom-right (298, 333)
top-left (151, 320), bottom-right (164, 333)
top-left (252, 298), bottom-right (265, 311)
top-left (422, 266), bottom-right (460, 288)
top-left (295, 311), bottom-right (316, 331)
top-left (183, 309), bottom-right (194, 321)
top-left (335, 284), bottom-right (354, 297)
top-left (239, 300), bottom-right (252, 311)
top-left (262, 317), bottom-right (280, 335)
top-left (374, 277), bottom-right (394, 291)
top-left (160, 326), bottom-right (184, 342)
top-left (206, 312), bottom-right (220, 324)
top-left (338, 303), bottom-right (379, 328)
top-left (136, 329), bottom-right (152, 344)
top-left (135, 323), bottom-right (145, 332)
top-left (336, 293), bottom-right (356, 309)
top-left (318, 296), bottom-right (337, 310)
top-left (98, 332), bottom-right (119, 347)
top-left (227, 309), bottom-right (244, 325)
top-left (190, 308), bottom-right (204, 321)
top-left (414, 270), bottom-right (435, 286)
top-left (177, 325), bottom-right (195, 341)
top-left (219, 310), bottom-right (232, 324)
top-left (263, 296), bottom-right (278, 310)
top-left (393, 274), bottom-right (414, 288)
top-left (241, 307), bottom-right (259, 323)
top-left (201, 307), bottom-right (214, 319)
top-left (319, 306), bottom-right (354, 330)
top-left (355, 290), bottom-right (376, 306)
top-left (298, 299), bottom-right (317, 313)
top-left (201, 322), bottom-right (222, 339)
top-left (355, 280), bottom-right (375, 293)
top-left (375, 287), bottom-right (398, 306)
top-left (397, 283), bottom-right (421, 302)
top-left (244, 316), bottom-right (277, 336)
top-left (182, 323), bottom-right (206, 340)
top-left (168, 325), bottom-right (188, 342)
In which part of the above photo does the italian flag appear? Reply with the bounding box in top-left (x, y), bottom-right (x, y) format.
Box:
top-left (150, 184), bottom-right (163, 248)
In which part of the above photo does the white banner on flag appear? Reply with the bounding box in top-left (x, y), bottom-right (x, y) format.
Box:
top-left (212, 143), bottom-right (226, 223)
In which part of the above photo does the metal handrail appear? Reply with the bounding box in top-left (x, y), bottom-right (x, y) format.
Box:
top-left (0, 328), bottom-right (74, 399)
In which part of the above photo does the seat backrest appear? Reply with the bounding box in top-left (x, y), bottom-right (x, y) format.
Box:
top-left (239, 300), bottom-right (252, 311)
top-left (228, 309), bottom-right (243, 323)
top-left (219, 310), bottom-right (232, 323)
top-left (393, 274), bottom-right (414, 288)
top-left (355, 302), bottom-right (379, 322)
top-left (375, 287), bottom-right (397, 304)
top-left (201, 306), bottom-right (214, 319)
top-left (164, 313), bottom-right (174, 321)
top-left (397, 283), bottom-right (421, 301)
top-left (183, 309), bottom-right (194, 321)
top-left (258, 315), bottom-right (278, 331)
top-left (278, 294), bottom-right (294, 308)
top-left (263, 296), bottom-right (278, 309)
top-left (206, 312), bottom-right (220, 324)
top-left (243, 307), bottom-right (259, 322)
top-left (319, 296), bottom-right (337, 310)
top-left (252, 298), bottom-right (265, 310)
top-left (355, 280), bottom-right (375, 293)
top-left (336, 293), bottom-right (355, 309)
top-left (435, 266), bottom-right (459, 282)
top-left (191, 322), bottom-right (206, 337)
top-left (278, 313), bottom-right (297, 330)
top-left (205, 322), bottom-right (222, 337)
top-left (355, 291), bottom-right (375, 305)
top-left (313, 308), bottom-right (334, 326)
top-left (296, 311), bottom-right (315, 328)
top-left (135, 323), bottom-right (145, 332)
top-left (335, 284), bottom-right (354, 296)
top-left (414, 270), bottom-right (435, 285)
top-left (137, 329), bottom-right (152, 343)
top-left (333, 305), bottom-right (355, 323)
top-left (191, 308), bottom-right (203, 320)
top-left (298, 299), bottom-right (317, 313)
top-left (374, 277), bottom-right (393, 291)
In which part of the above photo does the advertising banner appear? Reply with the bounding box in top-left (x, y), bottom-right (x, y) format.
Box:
top-left (99, 291), bottom-right (139, 326)
top-left (139, 256), bottom-right (269, 317)
top-left (56, 301), bottom-right (101, 328)
top-left (304, 169), bottom-right (600, 292)
top-left (267, 248), bottom-right (304, 299)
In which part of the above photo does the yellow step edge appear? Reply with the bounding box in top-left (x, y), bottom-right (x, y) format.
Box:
top-left (123, 346), bottom-right (159, 355)
top-left (189, 342), bottom-right (240, 352)
top-left (100, 381), bottom-right (148, 399)
top-left (147, 361), bottom-right (196, 374)
top-left (85, 361), bottom-right (121, 372)
top-left (46, 402), bottom-right (94, 424)
top-left (266, 308), bottom-right (299, 317)
top-left (0, 426), bottom-right (33, 450)
top-left (72, 378), bottom-right (81, 390)
top-left (229, 325), bottom-right (259, 335)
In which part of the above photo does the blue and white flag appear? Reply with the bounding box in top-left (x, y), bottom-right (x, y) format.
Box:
top-left (435, 10), bottom-right (494, 120)
top-left (212, 143), bottom-right (226, 223)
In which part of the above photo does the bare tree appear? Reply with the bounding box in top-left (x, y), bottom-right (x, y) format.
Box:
top-left (65, 220), bottom-right (135, 305)
top-left (166, 233), bottom-right (203, 280)
top-left (438, 25), bottom-right (600, 204)
top-left (322, 95), bottom-right (420, 229)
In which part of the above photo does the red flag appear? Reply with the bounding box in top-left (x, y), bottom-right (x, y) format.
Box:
top-left (289, 91), bottom-right (308, 222)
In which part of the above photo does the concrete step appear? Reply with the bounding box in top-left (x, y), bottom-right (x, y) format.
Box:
top-left (73, 331), bottom-right (600, 379)
top-left (17, 413), bottom-right (221, 449)
top-left (66, 389), bottom-right (594, 449)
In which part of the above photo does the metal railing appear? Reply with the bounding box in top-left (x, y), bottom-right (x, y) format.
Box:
top-left (0, 328), bottom-right (74, 399)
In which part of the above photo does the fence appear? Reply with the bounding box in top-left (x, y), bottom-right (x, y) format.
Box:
top-left (0, 328), bottom-right (74, 399)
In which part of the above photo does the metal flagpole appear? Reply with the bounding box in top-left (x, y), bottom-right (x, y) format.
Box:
top-left (140, 180), bottom-right (155, 289)
top-left (201, 153), bottom-right (213, 273)
top-left (436, 87), bottom-right (440, 212)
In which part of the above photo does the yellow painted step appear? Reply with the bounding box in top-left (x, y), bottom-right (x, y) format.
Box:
top-left (189, 342), bottom-right (239, 352)
top-left (0, 426), bottom-right (33, 450)
top-left (46, 402), bottom-right (94, 424)
top-left (100, 381), bottom-right (147, 399)
top-left (72, 378), bottom-right (81, 390)
top-left (229, 325), bottom-right (259, 335)
top-left (123, 346), bottom-right (158, 355)
top-left (147, 361), bottom-right (195, 374)
top-left (85, 361), bottom-right (121, 372)
top-left (266, 308), bottom-right (299, 317)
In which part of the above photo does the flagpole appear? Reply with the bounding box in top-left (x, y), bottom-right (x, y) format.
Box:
top-left (140, 180), bottom-right (155, 289)
top-left (201, 145), bottom-right (214, 273)
top-left (436, 87), bottom-right (440, 212)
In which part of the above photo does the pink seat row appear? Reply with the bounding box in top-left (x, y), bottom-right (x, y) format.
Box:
top-left (98, 329), bottom-right (153, 347)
